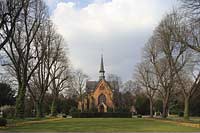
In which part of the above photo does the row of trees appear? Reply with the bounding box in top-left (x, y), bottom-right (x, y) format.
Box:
top-left (135, 0), bottom-right (200, 120)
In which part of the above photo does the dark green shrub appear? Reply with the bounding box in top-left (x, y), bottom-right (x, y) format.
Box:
top-left (0, 118), bottom-right (7, 126)
top-left (135, 94), bottom-right (150, 115)
top-left (178, 111), bottom-right (184, 117)
top-left (107, 107), bottom-right (114, 112)
top-left (154, 100), bottom-right (163, 113)
top-left (72, 112), bottom-right (81, 118)
top-left (0, 83), bottom-right (15, 106)
top-left (72, 112), bottom-right (132, 118)
top-left (155, 112), bottom-right (161, 116)
top-left (69, 107), bottom-right (80, 115)
top-left (137, 114), bottom-right (142, 118)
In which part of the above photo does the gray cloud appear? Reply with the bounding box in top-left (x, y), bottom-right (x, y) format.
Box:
top-left (50, 0), bottom-right (178, 81)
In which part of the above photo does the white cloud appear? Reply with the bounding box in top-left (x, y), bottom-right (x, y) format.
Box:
top-left (51, 0), bottom-right (177, 81)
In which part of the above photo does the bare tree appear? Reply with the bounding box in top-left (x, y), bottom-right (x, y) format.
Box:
top-left (107, 73), bottom-right (122, 91)
top-left (27, 21), bottom-right (65, 117)
top-left (68, 69), bottom-right (88, 112)
top-left (166, 11), bottom-right (200, 119)
top-left (144, 15), bottom-right (181, 118)
top-left (107, 73), bottom-right (122, 110)
top-left (136, 62), bottom-right (157, 118)
top-left (122, 80), bottom-right (138, 95)
top-left (178, 0), bottom-right (200, 54)
top-left (2, 0), bottom-right (47, 118)
top-left (0, 0), bottom-right (25, 49)
top-left (50, 48), bottom-right (71, 116)
top-left (145, 36), bottom-right (174, 118)
top-left (180, 0), bottom-right (200, 22)
top-left (144, 12), bottom-right (194, 119)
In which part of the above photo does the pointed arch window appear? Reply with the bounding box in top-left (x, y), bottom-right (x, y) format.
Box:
top-left (98, 94), bottom-right (106, 104)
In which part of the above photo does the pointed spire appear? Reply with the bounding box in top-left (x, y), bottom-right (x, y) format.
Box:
top-left (99, 54), bottom-right (105, 80)
top-left (99, 54), bottom-right (105, 73)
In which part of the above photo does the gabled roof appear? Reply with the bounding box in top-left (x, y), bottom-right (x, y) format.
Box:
top-left (85, 79), bottom-right (119, 93)
top-left (86, 81), bottom-right (98, 93)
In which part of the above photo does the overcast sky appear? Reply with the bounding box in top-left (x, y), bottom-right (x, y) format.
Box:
top-left (44, 0), bottom-right (178, 82)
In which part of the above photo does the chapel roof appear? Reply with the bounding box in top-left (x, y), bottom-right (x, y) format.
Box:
top-left (86, 81), bottom-right (98, 93)
top-left (85, 80), bottom-right (119, 93)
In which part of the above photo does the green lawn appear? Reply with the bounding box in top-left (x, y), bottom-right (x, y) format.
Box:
top-left (167, 115), bottom-right (200, 123)
top-left (1, 118), bottom-right (200, 132)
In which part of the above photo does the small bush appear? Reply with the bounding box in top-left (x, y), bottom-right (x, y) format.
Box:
top-left (107, 107), bottom-right (114, 113)
top-left (1, 105), bottom-right (15, 119)
top-left (137, 114), bottom-right (142, 118)
top-left (0, 118), bottom-right (7, 127)
top-left (69, 107), bottom-right (80, 115)
top-left (155, 112), bottom-right (161, 116)
top-left (178, 111), bottom-right (184, 117)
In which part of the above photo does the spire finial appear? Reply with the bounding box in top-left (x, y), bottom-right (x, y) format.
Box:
top-left (99, 54), bottom-right (105, 80)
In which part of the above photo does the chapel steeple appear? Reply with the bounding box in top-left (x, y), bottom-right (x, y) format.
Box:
top-left (99, 54), bottom-right (105, 80)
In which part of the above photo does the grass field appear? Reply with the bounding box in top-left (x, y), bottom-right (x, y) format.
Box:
top-left (0, 118), bottom-right (200, 132)
top-left (167, 115), bottom-right (200, 123)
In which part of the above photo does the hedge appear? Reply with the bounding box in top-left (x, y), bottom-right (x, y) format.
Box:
top-left (178, 111), bottom-right (184, 117)
top-left (72, 112), bottom-right (132, 118)
top-left (0, 118), bottom-right (7, 127)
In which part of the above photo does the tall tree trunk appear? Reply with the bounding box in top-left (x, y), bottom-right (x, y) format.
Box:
top-left (184, 97), bottom-right (190, 120)
top-left (36, 100), bottom-right (43, 118)
top-left (51, 98), bottom-right (57, 116)
top-left (162, 100), bottom-right (168, 118)
top-left (149, 98), bottom-right (153, 118)
top-left (51, 93), bottom-right (58, 116)
top-left (15, 83), bottom-right (26, 118)
top-left (81, 94), bottom-right (84, 112)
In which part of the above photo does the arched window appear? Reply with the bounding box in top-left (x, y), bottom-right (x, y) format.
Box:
top-left (98, 94), bottom-right (106, 104)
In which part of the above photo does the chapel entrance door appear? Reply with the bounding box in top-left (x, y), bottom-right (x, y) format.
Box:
top-left (100, 105), bottom-right (104, 113)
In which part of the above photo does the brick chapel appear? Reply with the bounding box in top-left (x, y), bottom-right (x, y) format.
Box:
top-left (78, 55), bottom-right (114, 112)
